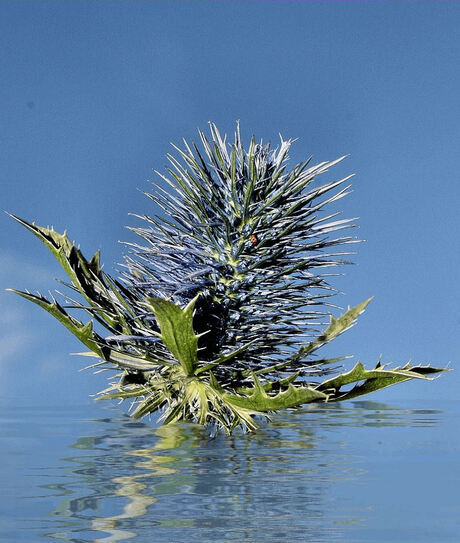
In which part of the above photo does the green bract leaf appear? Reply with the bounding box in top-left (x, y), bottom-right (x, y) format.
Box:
top-left (317, 361), bottom-right (448, 401)
top-left (8, 214), bottom-right (133, 335)
top-left (290, 297), bottom-right (372, 363)
top-left (147, 296), bottom-right (199, 376)
top-left (106, 349), bottom-right (167, 371)
top-left (7, 289), bottom-right (104, 357)
top-left (224, 374), bottom-right (327, 412)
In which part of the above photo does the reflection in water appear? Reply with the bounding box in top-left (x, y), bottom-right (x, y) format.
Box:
top-left (41, 401), bottom-right (443, 543)
top-left (90, 426), bottom-right (187, 542)
top-left (288, 400), bottom-right (443, 429)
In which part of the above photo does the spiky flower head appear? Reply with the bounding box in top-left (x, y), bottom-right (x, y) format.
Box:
top-left (8, 122), bottom-right (446, 434)
top-left (123, 123), bottom-right (355, 377)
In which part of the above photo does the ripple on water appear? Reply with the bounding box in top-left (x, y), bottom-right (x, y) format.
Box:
top-left (1, 399), bottom-right (458, 543)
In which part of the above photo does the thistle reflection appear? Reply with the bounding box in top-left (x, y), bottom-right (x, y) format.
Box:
top-left (45, 402), bottom-right (442, 542)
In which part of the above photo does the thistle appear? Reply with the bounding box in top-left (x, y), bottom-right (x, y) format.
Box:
top-left (8, 122), bottom-right (446, 434)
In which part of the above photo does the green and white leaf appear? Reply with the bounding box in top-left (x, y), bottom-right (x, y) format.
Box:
top-left (8, 214), bottom-right (132, 334)
top-left (7, 289), bottom-right (104, 356)
top-left (147, 296), bottom-right (200, 376)
top-left (316, 360), bottom-right (448, 401)
top-left (291, 297), bottom-right (373, 362)
top-left (224, 374), bottom-right (327, 412)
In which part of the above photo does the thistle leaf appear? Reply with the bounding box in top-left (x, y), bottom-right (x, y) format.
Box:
top-left (224, 374), bottom-right (327, 412)
top-left (147, 296), bottom-right (199, 376)
top-left (8, 214), bottom-right (99, 295)
top-left (8, 214), bottom-right (131, 334)
top-left (290, 297), bottom-right (373, 362)
top-left (7, 289), bottom-right (104, 356)
top-left (317, 361), bottom-right (447, 401)
top-left (106, 349), bottom-right (166, 371)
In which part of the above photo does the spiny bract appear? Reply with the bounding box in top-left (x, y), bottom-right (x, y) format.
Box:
top-left (8, 122), bottom-right (446, 434)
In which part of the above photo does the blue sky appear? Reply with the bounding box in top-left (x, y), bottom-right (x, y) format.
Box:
top-left (1, 1), bottom-right (459, 406)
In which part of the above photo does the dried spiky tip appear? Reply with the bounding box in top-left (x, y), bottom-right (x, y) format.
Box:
top-left (121, 122), bottom-right (358, 381)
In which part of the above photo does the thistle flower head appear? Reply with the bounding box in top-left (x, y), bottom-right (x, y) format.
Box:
top-left (122, 122), bottom-right (356, 378)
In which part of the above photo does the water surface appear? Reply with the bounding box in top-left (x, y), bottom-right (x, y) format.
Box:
top-left (1, 399), bottom-right (459, 542)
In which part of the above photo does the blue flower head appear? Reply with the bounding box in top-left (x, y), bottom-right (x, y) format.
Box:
top-left (122, 122), bottom-right (356, 379)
